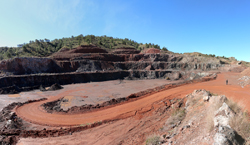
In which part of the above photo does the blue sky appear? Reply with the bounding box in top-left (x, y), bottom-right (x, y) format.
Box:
top-left (0, 0), bottom-right (249, 61)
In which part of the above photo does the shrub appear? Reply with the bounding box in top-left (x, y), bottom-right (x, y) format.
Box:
top-left (162, 47), bottom-right (168, 51)
top-left (166, 108), bottom-right (186, 126)
top-left (145, 134), bottom-right (162, 145)
top-left (226, 99), bottom-right (250, 141)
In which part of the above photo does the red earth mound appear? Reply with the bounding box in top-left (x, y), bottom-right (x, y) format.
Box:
top-left (141, 48), bottom-right (161, 54)
top-left (241, 67), bottom-right (250, 76)
top-left (57, 47), bottom-right (70, 53)
top-left (229, 66), bottom-right (246, 73)
top-left (51, 45), bottom-right (109, 60)
top-left (112, 47), bottom-right (140, 54)
top-left (68, 45), bottom-right (108, 54)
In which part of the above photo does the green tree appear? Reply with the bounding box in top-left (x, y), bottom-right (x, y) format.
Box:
top-left (16, 52), bottom-right (20, 57)
top-left (6, 52), bottom-right (11, 58)
top-left (135, 43), bottom-right (139, 49)
top-left (69, 42), bottom-right (73, 49)
top-left (122, 40), bottom-right (126, 45)
top-left (23, 46), bottom-right (28, 52)
top-left (162, 47), bottom-right (168, 51)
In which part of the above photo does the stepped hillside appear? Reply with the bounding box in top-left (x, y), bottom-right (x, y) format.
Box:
top-left (0, 35), bottom-right (161, 60)
top-left (0, 35), bottom-right (248, 94)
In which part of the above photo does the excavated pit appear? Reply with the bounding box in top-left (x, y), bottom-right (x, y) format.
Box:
top-left (0, 46), bottom-right (226, 94)
top-left (0, 74), bottom-right (216, 144)
top-left (0, 46), bottom-right (237, 144)
top-left (41, 73), bottom-right (217, 114)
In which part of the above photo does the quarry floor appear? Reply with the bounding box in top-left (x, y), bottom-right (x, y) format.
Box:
top-left (5, 72), bottom-right (250, 145)
top-left (0, 79), bottom-right (182, 112)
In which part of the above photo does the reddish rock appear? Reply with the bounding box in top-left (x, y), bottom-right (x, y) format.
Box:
top-left (112, 47), bottom-right (140, 54)
top-left (68, 45), bottom-right (108, 54)
top-left (58, 47), bottom-right (70, 53)
top-left (0, 57), bottom-right (59, 75)
top-left (141, 48), bottom-right (161, 54)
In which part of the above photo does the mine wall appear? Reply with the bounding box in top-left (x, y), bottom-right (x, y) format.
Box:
top-left (0, 53), bottom-right (222, 75)
top-left (0, 53), bottom-right (223, 93)
top-left (57, 60), bottom-right (223, 72)
top-left (0, 70), bottom-right (178, 89)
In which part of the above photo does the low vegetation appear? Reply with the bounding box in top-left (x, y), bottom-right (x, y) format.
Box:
top-left (145, 134), bottom-right (162, 145)
top-left (166, 107), bottom-right (186, 126)
top-left (0, 35), bottom-right (164, 60)
top-left (226, 99), bottom-right (250, 141)
top-left (205, 93), bottom-right (250, 142)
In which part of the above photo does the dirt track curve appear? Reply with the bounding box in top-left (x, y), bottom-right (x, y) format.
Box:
top-left (15, 72), bottom-right (250, 126)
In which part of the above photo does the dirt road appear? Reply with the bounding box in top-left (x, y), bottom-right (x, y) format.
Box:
top-left (15, 72), bottom-right (250, 127)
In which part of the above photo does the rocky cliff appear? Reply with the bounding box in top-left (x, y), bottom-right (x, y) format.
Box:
top-left (0, 46), bottom-right (228, 93)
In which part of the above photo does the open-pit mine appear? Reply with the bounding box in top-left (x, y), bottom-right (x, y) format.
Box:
top-left (0, 45), bottom-right (249, 145)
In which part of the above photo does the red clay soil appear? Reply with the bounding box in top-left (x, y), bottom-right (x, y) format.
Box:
top-left (51, 45), bottom-right (109, 60)
top-left (241, 67), bottom-right (250, 76)
top-left (15, 72), bottom-right (250, 128)
top-left (112, 47), bottom-right (140, 54)
top-left (141, 48), bottom-right (161, 54)
top-left (228, 65), bottom-right (246, 73)
top-left (68, 45), bottom-right (108, 54)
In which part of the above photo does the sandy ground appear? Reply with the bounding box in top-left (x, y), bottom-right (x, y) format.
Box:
top-left (16, 72), bottom-right (250, 145)
top-left (0, 79), bottom-right (178, 112)
top-left (15, 72), bottom-right (250, 126)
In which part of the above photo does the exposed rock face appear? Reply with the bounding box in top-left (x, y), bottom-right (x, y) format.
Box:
top-left (0, 71), bottom-right (171, 88)
top-left (56, 60), bottom-right (223, 73)
top-left (141, 48), bottom-right (161, 54)
top-left (68, 45), bottom-right (108, 54)
top-left (213, 102), bottom-right (244, 145)
top-left (0, 45), bottom-right (226, 93)
top-left (214, 126), bottom-right (242, 145)
top-left (0, 57), bottom-right (60, 75)
top-left (214, 103), bottom-right (235, 127)
top-left (112, 47), bottom-right (140, 54)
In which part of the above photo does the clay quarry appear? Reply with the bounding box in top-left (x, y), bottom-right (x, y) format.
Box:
top-left (1, 45), bottom-right (250, 145)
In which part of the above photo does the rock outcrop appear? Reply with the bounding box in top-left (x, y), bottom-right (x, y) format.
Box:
top-left (141, 48), bottom-right (161, 54)
top-left (111, 47), bottom-right (140, 54)
top-left (213, 102), bottom-right (244, 145)
top-left (0, 57), bottom-right (60, 75)
top-left (0, 45), bottom-right (226, 93)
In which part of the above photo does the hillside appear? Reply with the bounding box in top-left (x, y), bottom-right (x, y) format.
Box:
top-left (1, 34), bottom-right (249, 67)
top-left (0, 35), bottom-right (162, 60)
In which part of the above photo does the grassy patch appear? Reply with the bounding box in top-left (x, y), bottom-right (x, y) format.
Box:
top-left (145, 134), bottom-right (162, 145)
top-left (230, 112), bottom-right (250, 140)
top-left (186, 95), bottom-right (203, 108)
top-left (225, 99), bottom-right (242, 114)
top-left (226, 99), bottom-right (250, 141)
top-left (166, 108), bottom-right (186, 126)
top-left (209, 91), bottom-right (218, 96)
